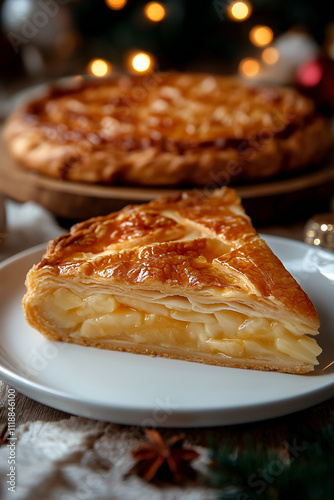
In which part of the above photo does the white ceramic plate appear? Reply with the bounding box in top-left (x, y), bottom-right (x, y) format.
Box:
top-left (0, 236), bottom-right (334, 427)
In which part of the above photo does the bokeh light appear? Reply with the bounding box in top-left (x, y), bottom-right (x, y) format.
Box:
top-left (228, 1), bottom-right (252, 22)
top-left (105, 0), bottom-right (127, 10)
top-left (239, 57), bottom-right (260, 77)
top-left (131, 52), bottom-right (152, 72)
top-left (262, 47), bottom-right (279, 65)
top-left (88, 59), bottom-right (112, 77)
top-left (145, 2), bottom-right (166, 22)
top-left (249, 25), bottom-right (273, 47)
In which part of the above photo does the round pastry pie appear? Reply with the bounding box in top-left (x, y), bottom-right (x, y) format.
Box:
top-left (3, 72), bottom-right (331, 187)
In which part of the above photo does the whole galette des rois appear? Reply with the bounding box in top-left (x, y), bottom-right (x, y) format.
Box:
top-left (4, 72), bottom-right (331, 187)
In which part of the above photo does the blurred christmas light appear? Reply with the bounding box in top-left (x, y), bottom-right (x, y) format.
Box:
top-left (88, 59), bottom-right (112, 77)
top-left (131, 52), bottom-right (152, 72)
top-left (239, 57), bottom-right (260, 77)
top-left (105, 0), bottom-right (127, 11)
top-left (228, 1), bottom-right (252, 22)
top-left (297, 60), bottom-right (323, 87)
top-left (130, 52), bottom-right (152, 73)
top-left (145, 2), bottom-right (166, 22)
top-left (262, 47), bottom-right (279, 65)
top-left (250, 25), bottom-right (273, 47)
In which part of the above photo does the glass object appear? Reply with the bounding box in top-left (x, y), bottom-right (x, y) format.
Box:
top-left (304, 213), bottom-right (334, 252)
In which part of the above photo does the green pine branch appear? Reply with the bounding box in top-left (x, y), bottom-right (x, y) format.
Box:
top-left (207, 413), bottom-right (334, 500)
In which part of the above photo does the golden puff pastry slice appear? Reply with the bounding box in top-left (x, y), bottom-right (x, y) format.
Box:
top-left (3, 72), bottom-right (331, 187)
top-left (22, 187), bottom-right (321, 373)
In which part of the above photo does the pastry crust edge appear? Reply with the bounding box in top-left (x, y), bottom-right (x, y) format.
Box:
top-left (3, 103), bottom-right (331, 187)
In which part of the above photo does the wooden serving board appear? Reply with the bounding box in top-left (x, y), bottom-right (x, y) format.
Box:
top-left (0, 136), bottom-right (334, 223)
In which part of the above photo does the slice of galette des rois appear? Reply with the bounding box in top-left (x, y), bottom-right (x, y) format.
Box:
top-left (22, 187), bottom-right (322, 374)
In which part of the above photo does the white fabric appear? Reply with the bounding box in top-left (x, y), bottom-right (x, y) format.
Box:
top-left (0, 417), bottom-right (212, 500)
top-left (0, 199), bottom-right (64, 263)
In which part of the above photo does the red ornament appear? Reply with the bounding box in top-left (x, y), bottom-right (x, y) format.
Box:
top-left (296, 56), bottom-right (334, 115)
top-left (297, 60), bottom-right (323, 87)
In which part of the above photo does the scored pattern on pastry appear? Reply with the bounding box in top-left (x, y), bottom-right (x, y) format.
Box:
top-left (23, 188), bottom-right (321, 373)
top-left (4, 72), bottom-right (331, 186)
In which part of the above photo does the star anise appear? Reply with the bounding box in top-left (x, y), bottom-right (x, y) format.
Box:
top-left (126, 429), bottom-right (200, 483)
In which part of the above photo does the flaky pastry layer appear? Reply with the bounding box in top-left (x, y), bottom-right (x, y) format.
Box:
top-left (4, 72), bottom-right (331, 186)
top-left (23, 188), bottom-right (321, 373)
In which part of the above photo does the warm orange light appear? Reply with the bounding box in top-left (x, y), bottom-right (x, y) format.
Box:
top-left (131, 52), bottom-right (152, 72)
top-left (105, 0), bottom-right (127, 10)
top-left (145, 2), bottom-right (166, 22)
top-left (88, 59), bottom-right (112, 77)
top-left (239, 57), bottom-right (260, 77)
top-left (228, 1), bottom-right (252, 21)
top-left (262, 47), bottom-right (279, 65)
top-left (249, 25), bottom-right (273, 47)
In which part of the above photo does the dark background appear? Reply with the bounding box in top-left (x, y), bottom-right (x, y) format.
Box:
top-left (0, 0), bottom-right (334, 86)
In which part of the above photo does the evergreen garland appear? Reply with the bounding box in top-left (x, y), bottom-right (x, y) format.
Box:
top-left (207, 413), bottom-right (334, 500)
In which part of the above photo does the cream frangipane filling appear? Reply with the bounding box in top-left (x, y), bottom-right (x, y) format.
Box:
top-left (41, 287), bottom-right (321, 366)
